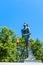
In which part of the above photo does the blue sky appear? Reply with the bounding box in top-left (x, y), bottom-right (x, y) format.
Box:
top-left (0, 0), bottom-right (43, 41)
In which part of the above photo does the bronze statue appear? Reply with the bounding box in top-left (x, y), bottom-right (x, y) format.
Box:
top-left (21, 23), bottom-right (31, 44)
top-left (21, 23), bottom-right (31, 57)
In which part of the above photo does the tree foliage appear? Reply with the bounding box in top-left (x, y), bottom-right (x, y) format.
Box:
top-left (0, 27), bottom-right (26, 62)
top-left (0, 27), bottom-right (17, 62)
top-left (30, 38), bottom-right (43, 62)
top-left (16, 37), bottom-right (28, 62)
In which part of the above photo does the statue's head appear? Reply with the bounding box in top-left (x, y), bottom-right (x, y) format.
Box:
top-left (23, 23), bottom-right (28, 29)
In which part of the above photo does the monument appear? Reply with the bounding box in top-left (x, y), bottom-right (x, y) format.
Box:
top-left (21, 23), bottom-right (31, 57)
top-left (21, 23), bottom-right (41, 62)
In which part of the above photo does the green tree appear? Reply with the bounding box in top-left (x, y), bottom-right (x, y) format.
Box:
top-left (0, 27), bottom-right (17, 62)
top-left (16, 37), bottom-right (28, 62)
top-left (30, 38), bottom-right (43, 61)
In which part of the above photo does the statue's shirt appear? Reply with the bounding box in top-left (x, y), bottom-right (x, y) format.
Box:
top-left (22, 28), bottom-right (30, 35)
top-left (22, 28), bottom-right (30, 40)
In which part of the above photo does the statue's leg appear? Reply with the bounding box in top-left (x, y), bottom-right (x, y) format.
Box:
top-left (25, 40), bottom-right (29, 58)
